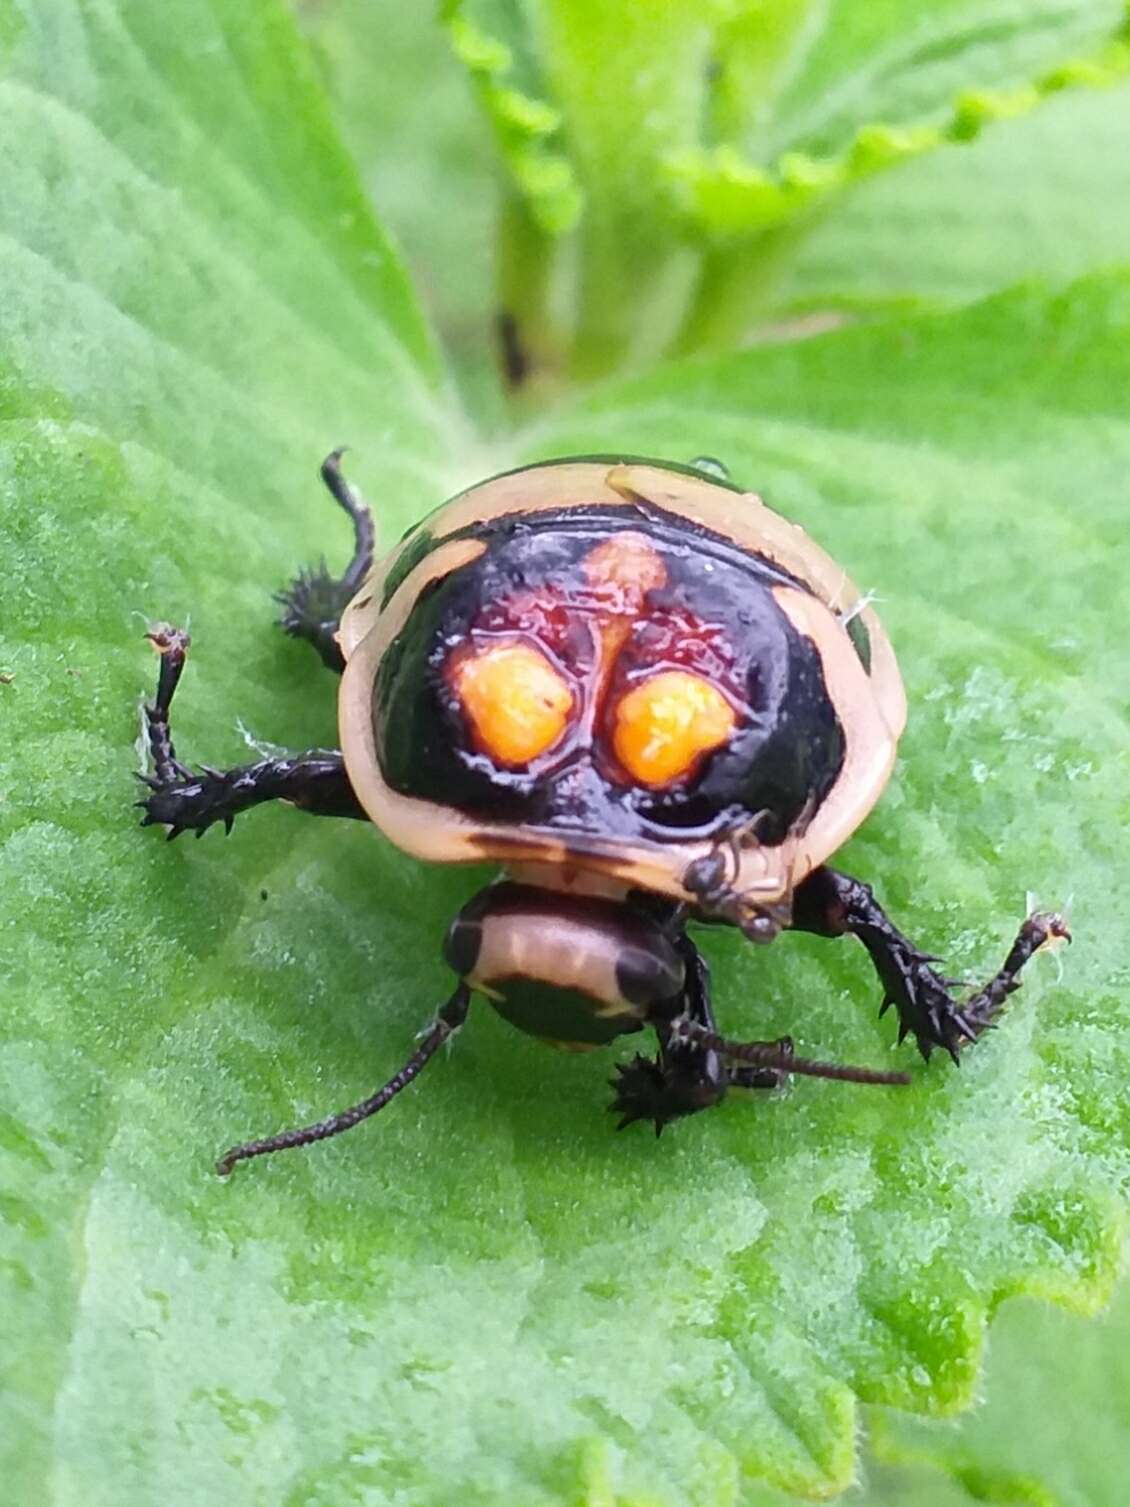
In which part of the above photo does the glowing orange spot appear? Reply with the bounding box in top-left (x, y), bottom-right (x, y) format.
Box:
top-left (582, 533), bottom-right (667, 606)
top-left (454, 642), bottom-right (573, 766)
top-left (613, 670), bottom-right (735, 788)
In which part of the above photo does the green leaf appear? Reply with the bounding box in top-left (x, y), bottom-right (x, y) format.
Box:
top-left (779, 75), bottom-right (1130, 316)
top-left (868, 1267), bottom-right (1130, 1506)
top-left (443, 0), bottom-right (582, 239)
top-left (305, 3), bottom-right (1130, 400)
top-left (297, 0), bottom-right (505, 421)
top-left (691, 0), bottom-right (1129, 168)
top-left (0, 0), bottom-right (457, 1501)
top-left (4, 4), bottom-right (1130, 1506)
top-left (440, 0), bottom-right (1130, 371)
top-left (586, 1264), bottom-right (1130, 1507)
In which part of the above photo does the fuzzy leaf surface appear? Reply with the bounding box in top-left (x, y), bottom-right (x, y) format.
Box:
top-left (869, 1268), bottom-right (1130, 1506)
top-left (781, 76), bottom-right (1130, 315)
top-left (3, 3), bottom-right (1130, 1506)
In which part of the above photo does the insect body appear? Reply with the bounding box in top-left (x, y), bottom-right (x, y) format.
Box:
top-left (138, 454), bottom-right (1067, 1174)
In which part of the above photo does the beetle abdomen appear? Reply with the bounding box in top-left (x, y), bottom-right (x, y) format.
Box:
top-left (444, 881), bottom-right (684, 1047)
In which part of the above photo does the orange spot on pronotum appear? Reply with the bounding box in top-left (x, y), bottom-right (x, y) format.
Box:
top-left (613, 670), bottom-right (735, 788)
top-left (453, 642), bottom-right (573, 766)
top-left (582, 533), bottom-right (668, 605)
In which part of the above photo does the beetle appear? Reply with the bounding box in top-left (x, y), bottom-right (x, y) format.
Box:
top-left (137, 453), bottom-right (1068, 1175)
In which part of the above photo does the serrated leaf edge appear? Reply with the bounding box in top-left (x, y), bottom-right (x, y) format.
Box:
top-left (442, 0), bottom-right (583, 235)
top-left (663, 11), bottom-right (1130, 240)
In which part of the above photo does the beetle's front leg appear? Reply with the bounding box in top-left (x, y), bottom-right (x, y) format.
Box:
top-left (138, 625), bottom-right (366, 838)
top-left (791, 866), bottom-right (1069, 1061)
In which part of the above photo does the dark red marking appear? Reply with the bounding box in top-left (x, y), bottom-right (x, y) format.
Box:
top-left (618, 605), bottom-right (745, 701)
top-left (470, 587), bottom-right (596, 676)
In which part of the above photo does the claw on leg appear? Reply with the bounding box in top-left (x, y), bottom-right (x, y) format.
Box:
top-left (143, 623), bottom-right (192, 784)
top-left (276, 449), bottom-right (375, 673)
top-left (947, 909), bottom-right (1070, 1052)
top-left (609, 1054), bottom-right (675, 1136)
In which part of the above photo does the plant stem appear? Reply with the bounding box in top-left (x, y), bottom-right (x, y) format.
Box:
top-left (497, 192), bottom-right (563, 384)
top-left (666, 220), bottom-right (812, 359)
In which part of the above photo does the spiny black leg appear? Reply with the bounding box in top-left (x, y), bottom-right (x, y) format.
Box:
top-left (791, 866), bottom-right (1069, 1062)
top-left (139, 753), bottom-right (366, 839)
top-left (610, 935), bottom-right (726, 1135)
top-left (956, 911), bottom-right (1070, 1039)
top-left (216, 984), bottom-right (471, 1176)
top-left (138, 626), bottom-right (367, 839)
top-left (669, 935), bottom-right (794, 1093)
top-left (276, 448), bottom-right (375, 673)
top-left (611, 933), bottom-right (716, 1134)
top-left (726, 1055), bottom-right (795, 1092)
top-left (610, 932), bottom-right (790, 1135)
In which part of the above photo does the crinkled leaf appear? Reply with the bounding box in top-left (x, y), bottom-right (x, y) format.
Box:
top-left (3, 5), bottom-right (1130, 1507)
top-left (656, 1261), bottom-right (1130, 1503)
top-left (868, 1266), bottom-right (1130, 1506)
top-left (442, 0), bottom-right (581, 238)
top-left (307, 2), bottom-right (1130, 390)
top-left (676, 0), bottom-right (1130, 204)
top-left (687, 1263), bottom-right (1130, 1504)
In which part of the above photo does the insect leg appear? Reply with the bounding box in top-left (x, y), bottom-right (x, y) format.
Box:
top-left (610, 933), bottom-right (721, 1133)
top-left (609, 932), bottom-right (790, 1133)
top-left (216, 984), bottom-right (472, 1176)
top-left (791, 866), bottom-right (1069, 1062)
top-left (276, 449), bottom-right (375, 673)
top-left (137, 626), bottom-right (366, 838)
top-left (670, 934), bottom-right (797, 1092)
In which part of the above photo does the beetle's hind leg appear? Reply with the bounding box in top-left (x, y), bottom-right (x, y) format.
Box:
top-left (137, 625), bottom-right (366, 838)
top-left (610, 934), bottom-right (791, 1135)
top-left (792, 866), bottom-right (1070, 1062)
top-left (276, 449), bottom-right (375, 673)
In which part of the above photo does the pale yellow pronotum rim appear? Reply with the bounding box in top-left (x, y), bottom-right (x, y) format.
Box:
top-left (339, 462), bottom-right (906, 905)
